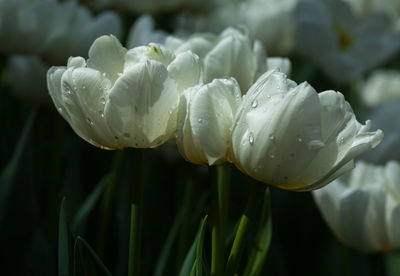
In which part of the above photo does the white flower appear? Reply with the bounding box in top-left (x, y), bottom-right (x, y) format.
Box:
top-left (231, 70), bottom-right (383, 191)
top-left (313, 160), bottom-right (400, 252)
top-left (359, 100), bottom-right (400, 164)
top-left (8, 55), bottom-right (49, 106)
top-left (0, 0), bottom-right (121, 61)
top-left (47, 35), bottom-right (201, 149)
top-left (359, 69), bottom-right (400, 107)
top-left (176, 78), bottom-right (241, 165)
top-left (295, 0), bottom-right (400, 83)
top-left (166, 28), bottom-right (291, 91)
top-left (126, 14), bottom-right (168, 49)
top-left (174, 0), bottom-right (298, 56)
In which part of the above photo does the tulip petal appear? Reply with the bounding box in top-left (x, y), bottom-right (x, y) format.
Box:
top-left (86, 35), bottom-right (127, 83)
top-left (190, 78), bottom-right (241, 165)
top-left (105, 60), bottom-right (179, 148)
top-left (167, 51), bottom-right (201, 93)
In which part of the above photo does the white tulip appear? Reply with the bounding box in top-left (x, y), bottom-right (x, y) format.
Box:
top-left (313, 160), bottom-right (400, 252)
top-left (126, 14), bottom-right (168, 49)
top-left (166, 28), bottom-right (291, 91)
top-left (176, 78), bottom-right (242, 165)
top-left (47, 35), bottom-right (201, 150)
top-left (231, 70), bottom-right (383, 191)
top-left (295, 0), bottom-right (400, 83)
top-left (359, 69), bottom-right (400, 107)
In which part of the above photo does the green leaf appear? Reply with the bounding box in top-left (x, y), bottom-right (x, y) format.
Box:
top-left (59, 197), bottom-right (71, 276)
top-left (154, 211), bottom-right (184, 276)
top-left (0, 109), bottom-right (36, 225)
top-left (179, 229), bottom-right (199, 276)
top-left (71, 175), bottom-right (108, 234)
top-left (243, 188), bottom-right (272, 276)
top-left (73, 236), bottom-right (112, 276)
top-left (195, 215), bottom-right (208, 276)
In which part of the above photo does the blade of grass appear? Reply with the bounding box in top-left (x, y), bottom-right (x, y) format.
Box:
top-left (243, 188), bottom-right (272, 276)
top-left (154, 210), bottom-right (184, 276)
top-left (74, 236), bottom-right (112, 276)
top-left (195, 215), bottom-right (208, 276)
top-left (71, 175), bottom-right (108, 234)
top-left (59, 197), bottom-right (71, 276)
top-left (225, 182), bottom-right (265, 275)
top-left (0, 109), bottom-right (36, 226)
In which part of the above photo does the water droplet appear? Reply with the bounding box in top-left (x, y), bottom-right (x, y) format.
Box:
top-left (339, 137), bottom-right (344, 144)
top-left (87, 118), bottom-right (94, 125)
top-left (82, 85), bottom-right (86, 89)
top-left (308, 140), bottom-right (325, 150)
top-left (168, 109), bottom-right (173, 115)
top-left (248, 132), bottom-right (254, 145)
top-left (57, 107), bottom-right (63, 113)
top-left (198, 118), bottom-right (203, 123)
top-left (270, 154), bottom-right (275, 159)
top-left (124, 133), bottom-right (130, 138)
top-left (251, 100), bottom-right (258, 108)
top-left (267, 95), bottom-right (271, 99)
top-left (297, 136), bottom-right (303, 143)
top-left (117, 73), bottom-right (122, 77)
top-left (102, 72), bottom-right (107, 77)
top-left (269, 134), bottom-right (275, 141)
top-left (98, 111), bottom-right (104, 117)
top-left (65, 89), bottom-right (72, 95)
top-left (100, 97), bottom-right (106, 105)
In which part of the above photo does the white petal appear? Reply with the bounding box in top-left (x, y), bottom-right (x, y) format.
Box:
top-left (267, 57), bottom-right (292, 76)
top-left (86, 35), bottom-right (127, 83)
top-left (190, 78), bottom-right (241, 165)
top-left (167, 51), bottom-right (201, 93)
top-left (105, 60), bottom-right (179, 148)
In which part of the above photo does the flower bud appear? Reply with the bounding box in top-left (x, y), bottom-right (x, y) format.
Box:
top-left (176, 78), bottom-right (241, 165)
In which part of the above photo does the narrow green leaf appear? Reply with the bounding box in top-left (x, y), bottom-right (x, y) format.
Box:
top-left (71, 175), bottom-right (108, 234)
top-left (179, 231), bottom-right (198, 276)
top-left (59, 197), bottom-right (71, 276)
top-left (0, 109), bottom-right (36, 225)
top-left (74, 236), bottom-right (112, 276)
top-left (128, 203), bottom-right (141, 276)
top-left (243, 188), bottom-right (272, 276)
top-left (195, 215), bottom-right (208, 276)
top-left (154, 211), bottom-right (184, 276)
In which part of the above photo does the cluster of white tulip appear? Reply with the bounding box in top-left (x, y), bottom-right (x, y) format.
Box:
top-left (47, 28), bottom-right (383, 191)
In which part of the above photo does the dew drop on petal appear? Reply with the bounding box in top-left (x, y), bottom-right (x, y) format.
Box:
top-left (269, 134), bottom-right (275, 141)
top-left (87, 118), bottom-right (94, 125)
top-left (82, 85), bottom-right (86, 89)
top-left (57, 107), bottom-right (63, 113)
top-left (251, 100), bottom-right (258, 108)
top-left (308, 140), bottom-right (325, 150)
top-left (100, 97), bottom-right (106, 105)
top-left (270, 154), bottom-right (275, 159)
top-left (297, 136), bottom-right (303, 143)
top-left (338, 137), bottom-right (344, 144)
top-left (248, 132), bottom-right (254, 145)
top-left (198, 118), bottom-right (203, 123)
top-left (102, 72), bottom-right (107, 77)
top-left (98, 111), bottom-right (104, 117)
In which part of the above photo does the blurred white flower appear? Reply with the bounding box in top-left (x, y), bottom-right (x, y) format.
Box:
top-left (0, 0), bottom-right (121, 62)
top-left (176, 78), bottom-right (241, 165)
top-left (175, 0), bottom-right (298, 56)
top-left (7, 55), bottom-right (49, 106)
top-left (47, 35), bottom-right (201, 149)
top-left (231, 70), bottom-right (383, 191)
top-left (166, 28), bottom-right (291, 91)
top-left (359, 100), bottom-right (400, 164)
top-left (126, 14), bottom-right (169, 49)
top-left (313, 160), bottom-right (400, 253)
top-left (359, 69), bottom-right (400, 107)
top-left (295, 0), bottom-right (400, 83)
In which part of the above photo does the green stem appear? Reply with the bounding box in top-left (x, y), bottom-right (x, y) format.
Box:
top-left (209, 164), bottom-right (231, 276)
top-left (128, 149), bottom-right (145, 276)
top-left (370, 253), bottom-right (385, 276)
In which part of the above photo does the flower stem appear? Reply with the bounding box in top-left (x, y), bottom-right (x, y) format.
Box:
top-left (128, 149), bottom-right (145, 276)
top-left (209, 163), bottom-right (231, 276)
